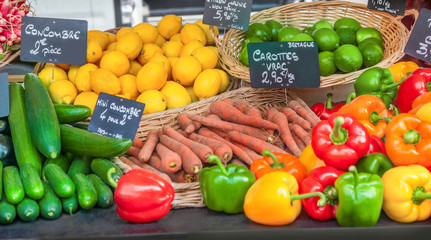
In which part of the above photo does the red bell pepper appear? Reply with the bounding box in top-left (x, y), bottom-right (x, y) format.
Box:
top-left (311, 112), bottom-right (370, 171)
top-left (367, 135), bottom-right (387, 155)
top-left (114, 168), bottom-right (175, 223)
top-left (299, 166), bottom-right (345, 221)
top-left (310, 93), bottom-right (345, 120)
top-left (397, 68), bottom-right (431, 113)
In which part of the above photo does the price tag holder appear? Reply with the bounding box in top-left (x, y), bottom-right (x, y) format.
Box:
top-left (248, 41), bottom-right (320, 88)
top-left (87, 93), bottom-right (145, 141)
top-left (404, 8), bottom-right (431, 63)
top-left (203, 0), bottom-right (253, 31)
top-left (20, 16), bottom-right (87, 65)
top-left (0, 73), bottom-right (9, 118)
top-left (367, 0), bottom-right (406, 16)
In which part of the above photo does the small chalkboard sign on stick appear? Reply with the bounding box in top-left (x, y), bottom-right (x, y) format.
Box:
top-left (247, 41), bottom-right (320, 88)
top-left (203, 0), bottom-right (253, 31)
top-left (367, 0), bottom-right (406, 16)
top-left (20, 16), bottom-right (87, 65)
top-left (0, 73), bottom-right (9, 118)
top-left (404, 8), bottom-right (431, 63)
top-left (87, 93), bottom-right (145, 141)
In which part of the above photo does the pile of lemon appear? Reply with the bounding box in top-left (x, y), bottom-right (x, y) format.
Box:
top-left (39, 15), bottom-right (230, 116)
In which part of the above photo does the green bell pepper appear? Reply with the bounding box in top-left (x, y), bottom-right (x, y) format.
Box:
top-left (356, 152), bottom-right (393, 177)
top-left (199, 155), bottom-right (256, 214)
top-left (335, 166), bottom-right (383, 227)
top-left (352, 67), bottom-right (402, 108)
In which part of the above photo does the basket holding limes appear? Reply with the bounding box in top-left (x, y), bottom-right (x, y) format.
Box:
top-left (239, 17), bottom-right (384, 77)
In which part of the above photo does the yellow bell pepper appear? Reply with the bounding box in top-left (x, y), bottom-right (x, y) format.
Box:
top-left (299, 145), bottom-right (326, 174)
top-left (409, 102), bottom-right (431, 123)
top-left (381, 165), bottom-right (431, 223)
top-left (243, 171), bottom-right (325, 226)
top-left (388, 61), bottom-right (419, 83)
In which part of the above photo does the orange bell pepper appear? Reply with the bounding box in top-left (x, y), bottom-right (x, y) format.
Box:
top-left (298, 145), bottom-right (326, 174)
top-left (412, 91), bottom-right (431, 109)
top-left (337, 94), bottom-right (392, 138)
top-left (409, 102), bottom-right (431, 123)
top-left (388, 61), bottom-right (419, 83)
top-left (385, 113), bottom-right (431, 167)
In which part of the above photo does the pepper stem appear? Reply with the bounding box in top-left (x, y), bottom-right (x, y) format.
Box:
top-left (346, 92), bottom-right (356, 103)
top-left (323, 185), bottom-right (339, 206)
top-left (262, 150), bottom-right (285, 169)
top-left (208, 155), bottom-right (228, 176)
top-left (107, 167), bottom-right (118, 189)
top-left (290, 191), bottom-right (327, 207)
top-left (325, 93), bottom-right (335, 110)
top-left (389, 104), bottom-right (400, 116)
top-left (348, 165), bottom-right (359, 185)
top-left (370, 111), bottom-right (392, 125)
top-left (329, 116), bottom-right (348, 145)
top-left (403, 129), bottom-right (421, 145)
top-left (412, 186), bottom-right (431, 205)
top-left (380, 79), bottom-right (404, 92)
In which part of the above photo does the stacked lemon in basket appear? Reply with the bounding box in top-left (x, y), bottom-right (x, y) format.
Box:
top-left (39, 15), bottom-right (230, 116)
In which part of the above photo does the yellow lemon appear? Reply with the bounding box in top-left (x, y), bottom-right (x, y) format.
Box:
top-left (155, 34), bottom-right (167, 47)
top-left (216, 69), bottom-right (230, 93)
top-left (90, 68), bottom-right (121, 95)
top-left (180, 23), bottom-right (206, 45)
top-left (179, 40), bottom-right (204, 57)
top-left (172, 56), bottom-right (202, 87)
top-left (38, 66), bottom-right (68, 88)
top-left (160, 81), bottom-right (191, 109)
top-left (48, 79), bottom-right (78, 104)
top-left (195, 19), bottom-right (219, 46)
top-left (193, 69), bottom-right (221, 100)
top-left (161, 41), bottom-right (183, 58)
top-left (157, 14), bottom-right (183, 40)
top-left (116, 94), bottom-right (131, 100)
top-left (55, 63), bottom-right (70, 71)
top-left (170, 33), bottom-right (182, 42)
top-left (186, 86), bottom-right (199, 102)
top-left (132, 23), bottom-right (158, 44)
top-left (86, 38), bottom-right (103, 63)
top-left (100, 51), bottom-right (130, 77)
top-left (149, 53), bottom-right (172, 80)
top-left (74, 91), bottom-right (99, 116)
top-left (119, 74), bottom-right (139, 100)
top-left (129, 60), bottom-right (142, 76)
top-left (191, 46), bottom-right (218, 70)
top-left (101, 50), bottom-right (113, 60)
top-left (87, 30), bottom-right (109, 50)
top-left (106, 42), bottom-right (117, 51)
top-left (67, 65), bottom-right (80, 85)
top-left (168, 57), bottom-right (180, 69)
top-left (115, 31), bottom-right (143, 60)
top-left (136, 90), bottom-right (167, 114)
top-left (137, 43), bottom-right (163, 66)
top-left (105, 32), bottom-right (116, 44)
top-left (115, 28), bottom-right (133, 41)
top-left (75, 63), bottom-right (99, 92)
top-left (136, 61), bottom-right (167, 92)
top-left (44, 63), bottom-right (55, 68)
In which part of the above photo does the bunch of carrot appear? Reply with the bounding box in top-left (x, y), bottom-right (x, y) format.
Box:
top-left (119, 98), bottom-right (319, 183)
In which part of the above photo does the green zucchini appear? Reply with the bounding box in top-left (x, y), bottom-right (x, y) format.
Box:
top-left (71, 173), bottom-right (97, 210)
top-left (3, 166), bottom-right (24, 205)
top-left (0, 134), bottom-right (13, 160)
top-left (20, 163), bottom-right (44, 200)
top-left (17, 197), bottom-right (40, 222)
top-left (0, 191), bottom-right (16, 224)
top-left (54, 104), bottom-right (91, 124)
top-left (91, 158), bottom-right (123, 189)
top-left (60, 124), bottom-right (132, 158)
top-left (24, 73), bottom-right (61, 159)
top-left (67, 155), bottom-right (92, 177)
top-left (61, 192), bottom-right (78, 215)
top-left (38, 181), bottom-right (62, 220)
top-left (44, 164), bottom-right (75, 198)
top-left (41, 153), bottom-right (74, 180)
top-left (88, 174), bottom-right (114, 208)
top-left (8, 83), bottom-right (43, 176)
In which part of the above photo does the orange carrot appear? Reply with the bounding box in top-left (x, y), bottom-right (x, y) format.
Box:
top-left (119, 156), bottom-right (141, 170)
top-left (221, 98), bottom-right (233, 105)
top-left (138, 129), bottom-right (159, 162)
top-left (231, 141), bottom-right (263, 161)
top-left (233, 100), bottom-right (249, 112)
top-left (167, 170), bottom-right (195, 183)
top-left (159, 135), bottom-right (203, 174)
top-left (230, 159), bottom-right (248, 168)
top-left (129, 156), bottom-right (172, 183)
top-left (282, 107), bottom-right (311, 131)
top-left (189, 132), bottom-right (233, 163)
top-left (209, 100), bottom-right (278, 130)
top-left (227, 130), bottom-right (289, 155)
top-left (288, 100), bottom-right (320, 127)
top-left (194, 173), bottom-right (200, 182)
top-left (126, 146), bottom-right (141, 159)
top-left (245, 105), bottom-right (263, 119)
top-left (156, 142), bottom-right (182, 173)
top-left (292, 133), bottom-right (306, 151)
top-left (132, 135), bottom-right (144, 149)
top-left (177, 113), bottom-right (194, 132)
top-left (147, 152), bottom-right (162, 170)
top-left (289, 123), bottom-right (312, 146)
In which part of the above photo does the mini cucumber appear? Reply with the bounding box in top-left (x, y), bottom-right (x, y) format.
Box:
top-left (88, 174), bottom-right (114, 208)
top-left (67, 155), bottom-right (92, 177)
top-left (20, 163), bottom-right (44, 200)
top-left (17, 197), bottom-right (40, 222)
top-left (61, 192), bottom-right (78, 215)
top-left (54, 104), bottom-right (91, 124)
top-left (42, 153), bottom-right (74, 180)
top-left (38, 181), bottom-right (62, 220)
top-left (3, 166), bottom-right (24, 205)
top-left (44, 164), bottom-right (75, 198)
top-left (90, 158), bottom-right (123, 189)
top-left (0, 192), bottom-right (16, 224)
top-left (71, 173), bottom-right (97, 210)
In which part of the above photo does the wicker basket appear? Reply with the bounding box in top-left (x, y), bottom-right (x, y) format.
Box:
top-left (211, 1), bottom-right (418, 88)
top-left (113, 86), bottom-right (317, 209)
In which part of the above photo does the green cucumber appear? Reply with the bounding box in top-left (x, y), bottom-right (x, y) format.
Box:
top-left (0, 191), bottom-right (16, 224)
top-left (42, 153), bottom-right (74, 180)
top-left (88, 174), bottom-right (114, 208)
top-left (61, 192), bottom-right (78, 215)
top-left (67, 155), bottom-right (92, 176)
top-left (20, 163), bottom-right (44, 200)
top-left (44, 164), bottom-right (75, 198)
top-left (8, 83), bottom-right (43, 176)
top-left (91, 158), bottom-right (123, 189)
top-left (38, 181), bottom-right (62, 220)
top-left (60, 124), bottom-right (132, 158)
top-left (71, 173), bottom-right (97, 210)
top-left (24, 73), bottom-right (61, 159)
top-left (54, 104), bottom-right (91, 124)
top-left (17, 197), bottom-right (40, 222)
top-left (3, 166), bottom-right (24, 205)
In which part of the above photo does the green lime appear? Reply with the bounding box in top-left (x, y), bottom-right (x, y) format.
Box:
top-left (303, 27), bottom-right (315, 36)
top-left (245, 23), bottom-right (272, 42)
top-left (312, 27), bottom-right (340, 52)
top-left (241, 36), bottom-right (263, 49)
top-left (278, 26), bottom-right (302, 42)
top-left (318, 51), bottom-right (337, 76)
top-left (313, 20), bottom-right (333, 30)
top-left (334, 44), bottom-right (363, 73)
top-left (336, 28), bottom-right (356, 46)
top-left (358, 41), bottom-right (384, 67)
top-left (356, 27), bottom-right (383, 45)
top-left (291, 33), bottom-right (314, 41)
top-left (238, 46), bottom-right (249, 67)
top-left (265, 20), bottom-right (283, 41)
top-left (334, 17), bottom-right (362, 32)
top-left (359, 37), bottom-right (384, 50)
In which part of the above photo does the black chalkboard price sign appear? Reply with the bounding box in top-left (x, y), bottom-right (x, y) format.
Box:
top-left (367, 0), bottom-right (406, 16)
top-left (247, 41), bottom-right (320, 88)
top-left (20, 16), bottom-right (87, 65)
top-left (87, 93), bottom-right (145, 141)
top-left (0, 73), bottom-right (9, 118)
top-left (203, 0), bottom-right (253, 31)
top-left (404, 8), bottom-right (431, 63)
